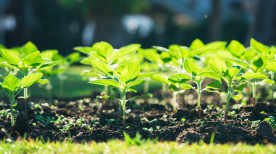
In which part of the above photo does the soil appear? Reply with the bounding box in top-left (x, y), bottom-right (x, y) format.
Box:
top-left (0, 95), bottom-right (275, 144)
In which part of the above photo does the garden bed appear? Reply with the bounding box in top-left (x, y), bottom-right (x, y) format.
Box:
top-left (0, 97), bottom-right (275, 144)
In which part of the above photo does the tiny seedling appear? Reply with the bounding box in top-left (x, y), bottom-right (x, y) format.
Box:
top-left (1, 73), bottom-right (43, 126)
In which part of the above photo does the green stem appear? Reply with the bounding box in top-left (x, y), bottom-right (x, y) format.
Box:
top-left (23, 88), bottom-right (28, 99)
top-left (162, 82), bottom-right (166, 104)
top-left (10, 93), bottom-right (15, 127)
top-left (121, 91), bottom-right (126, 120)
top-left (197, 82), bottom-right (201, 108)
top-left (144, 80), bottom-right (149, 94)
top-left (172, 92), bottom-right (177, 112)
top-left (225, 81), bottom-right (232, 123)
top-left (104, 86), bottom-right (109, 95)
top-left (271, 72), bottom-right (274, 100)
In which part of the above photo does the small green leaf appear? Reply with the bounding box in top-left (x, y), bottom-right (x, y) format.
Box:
top-left (252, 54), bottom-right (265, 70)
top-left (111, 44), bottom-right (140, 61)
top-left (2, 74), bottom-right (20, 92)
top-left (265, 61), bottom-right (276, 72)
top-left (129, 80), bottom-right (146, 87)
top-left (207, 80), bottom-right (222, 89)
top-left (128, 93), bottom-right (152, 101)
top-left (22, 51), bottom-right (42, 67)
top-left (91, 59), bottom-right (113, 77)
top-left (190, 39), bottom-right (204, 50)
top-left (21, 41), bottom-right (38, 55)
top-left (180, 83), bottom-right (193, 89)
top-left (37, 79), bottom-right (49, 85)
top-left (137, 72), bottom-right (155, 79)
top-left (233, 82), bottom-right (247, 91)
top-left (208, 56), bottom-right (227, 75)
top-left (138, 49), bottom-right (161, 63)
top-left (92, 42), bottom-right (113, 61)
top-left (228, 40), bottom-right (245, 57)
top-left (263, 79), bottom-right (275, 84)
top-left (169, 74), bottom-right (192, 80)
top-left (226, 67), bottom-right (240, 78)
top-left (242, 72), bottom-right (268, 79)
top-left (151, 75), bottom-right (169, 84)
top-left (119, 61), bottom-right (140, 83)
top-left (250, 38), bottom-right (270, 54)
top-left (225, 58), bottom-right (249, 68)
top-left (74, 47), bottom-right (93, 54)
top-left (21, 73), bottom-right (43, 88)
top-left (0, 49), bottom-right (21, 66)
top-left (197, 72), bottom-right (221, 80)
top-left (89, 79), bottom-right (119, 88)
top-left (67, 52), bottom-right (81, 64)
top-left (184, 59), bottom-right (200, 75)
top-left (96, 95), bottom-right (116, 99)
top-left (232, 94), bottom-right (243, 100)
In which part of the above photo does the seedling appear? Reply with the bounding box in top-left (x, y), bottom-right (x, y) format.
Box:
top-left (200, 56), bottom-right (246, 123)
top-left (1, 73), bottom-right (43, 126)
top-left (89, 60), bottom-right (152, 128)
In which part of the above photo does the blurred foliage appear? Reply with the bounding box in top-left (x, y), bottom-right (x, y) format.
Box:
top-left (59, 0), bottom-right (150, 16)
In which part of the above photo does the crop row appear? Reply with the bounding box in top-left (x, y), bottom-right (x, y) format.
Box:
top-left (0, 39), bottom-right (275, 128)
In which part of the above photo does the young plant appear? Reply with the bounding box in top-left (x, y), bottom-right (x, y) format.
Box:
top-left (200, 56), bottom-right (246, 123)
top-left (89, 60), bottom-right (152, 128)
top-left (169, 58), bottom-right (222, 117)
top-left (1, 73), bottom-right (43, 126)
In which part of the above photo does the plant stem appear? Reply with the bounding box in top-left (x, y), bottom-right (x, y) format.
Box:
top-left (197, 81), bottom-right (202, 118)
top-left (144, 80), bottom-right (149, 94)
top-left (23, 88), bottom-right (28, 117)
top-left (104, 86), bottom-right (109, 95)
top-left (271, 72), bottom-right (274, 101)
top-left (121, 90), bottom-right (126, 129)
top-left (252, 79), bottom-right (256, 107)
top-left (162, 82), bottom-right (166, 105)
top-left (225, 81), bottom-right (232, 123)
top-left (10, 93), bottom-right (15, 127)
top-left (172, 92), bottom-right (177, 112)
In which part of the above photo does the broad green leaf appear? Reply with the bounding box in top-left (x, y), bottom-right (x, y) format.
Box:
top-left (179, 47), bottom-right (190, 59)
top-left (197, 72), bottom-right (221, 80)
top-left (153, 46), bottom-right (168, 52)
top-left (184, 59), bottom-right (200, 75)
top-left (0, 49), bottom-right (21, 66)
top-left (199, 67), bottom-right (213, 73)
top-left (138, 49), bottom-right (161, 63)
top-left (74, 47), bottom-right (93, 54)
top-left (169, 74), bottom-right (192, 80)
top-left (80, 57), bottom-right (93, 65)
top-left (137, 72), bottom-right (155, 79)
top-left (207, 80), bottom-right (222, 89)
top-left (129, 93), bottom-right (152, 101)
top-left (180, 83), bottom-right (193, 89)
top-left (22, 51), bottom-right (42, 67)
top-left (41, 50), bottom-right (58, 59)
top-left (37, 79), bottom-right (49, 85)
top-left (67, 52), bottom-right (81, 64)
top-left (208, 56), bottom-right (227, 75)
top-left (265, 61), bottom-right (276, 72)
top-left (250, 38), bottom-right (270, 54)
top-left (119, 61), bottom-right (140, 83)
top-left (21, 73), bottom-right (43, 88)
top-left (228, 40), bottom-right (245, 57)
top-left (21, 41), bottom-right (38, 55)
top-left (96, 95), bottom-right (116, 99)
top-left (160, 52), bottom-right (172, 63)
top-left (190, 39), bottom-right (205, 50)
top-left (2, 74), bottom-right (20, 92)
top-left (232, 94), bottom-right (243, 100)
top-left (38, 60), bottom-right (62, 71)
top-left (91, 59), bottom-right (113, 77)
top-left (242, 72), bottom-right (268, 79)
top-left (225, 58), bottom-right (249, 68)
top-left (168, 83), bottom-right (178, 91)
top-left (263, 79), bottom-right (275, 84)
top-left (233, 82), bottom-right (247, 91)
top-left (111, 44), bottom-right (140, 61)
top-left (226, 67), bottom-right (240, 78)
top-left (252, 54), bottom-right (267, 71)
top-left (129, 80), bottom-right (146, 87)
top-left (151, 75), bottom-right (169, 84)
top-left (89, 79), bottom-right (119, 88)
top-left (92, 42), bottom-right (113, 61)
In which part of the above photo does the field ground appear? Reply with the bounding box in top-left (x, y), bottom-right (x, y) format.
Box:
top-left (0, 140), bottom-right (275, 153)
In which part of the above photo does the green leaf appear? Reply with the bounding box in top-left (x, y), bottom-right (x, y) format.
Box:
top-left (38, 60), bottom-right (62, 71)
top-left (180, 83), bottom-right (193, 89)
top-left (21, 41), bottom-right (38, 55)
top-left (129, 80), bottom-right (146, 87)
top-left (225, 58), bottom-right (249, 68)
top-left (128, 93), bottom-right (152, 101)
top-left (242, 72), bottom-right (268, 79)
top-left (37, 79), bottom-right (49, 85)
top-left (252, 54), bottom-right (265, 70)
top-left (41, 50), bottom-right (58, 59)
top-left (151, 75), bottom-right (169, 84)
top-left (67, 52), bottom-right (81, 64)
top-left (138, 49), bottom-right (161, 63)
top-left (228, 40), bottom-right (245, 57)
top-left (92, 42), bottom-right (113, 61)
top-left (169, 74), bottom-right (192, 80)
top-left (137, 73), bottom-right (155, 79)
top-left (111, 44), bottom-right (140, 61)
top-left (250, 38), bottom-right (270, 54)
top-left (208, 56), bottom-right (227, 75)
top-left (265, 61), bottom-right (276, 72)
top-left (233, 82), bottom-right (247, 91)
top-left (226, 67), bottom-right (240, 78)
top-left (153, 46), bottom-right (168, 52)
top-left (74, 47), bottom-right (93, 54)
top-left (207, 80), bottom-right (222, 89)
top-left (2, 74), bottom-right (20, 92)
top-left (91, 59), bottom-right (113, 77)
top-left (232, 94), bottom-right (243, 100)
top-left (190, 39), bottom-right (205, 50)
top-left (197, 72), bottom-right (221, 80)
top-left (184, 59), bottom-right (200, 75)
top-left (263, 79), bottom-right (275, 84)
top-left (119, 61), bottom-right (140, 83)
top-left (22, 51), bottom-right (42, 67)
top-left (21, 73), bottom-right (43, 88)
top-left (0, 49), bottom-right (21, 66)
top-left (89, 79), bottom-right (119, 88)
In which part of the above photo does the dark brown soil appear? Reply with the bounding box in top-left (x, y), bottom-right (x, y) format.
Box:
top-left (0, 97), bottom-right (275, 144)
